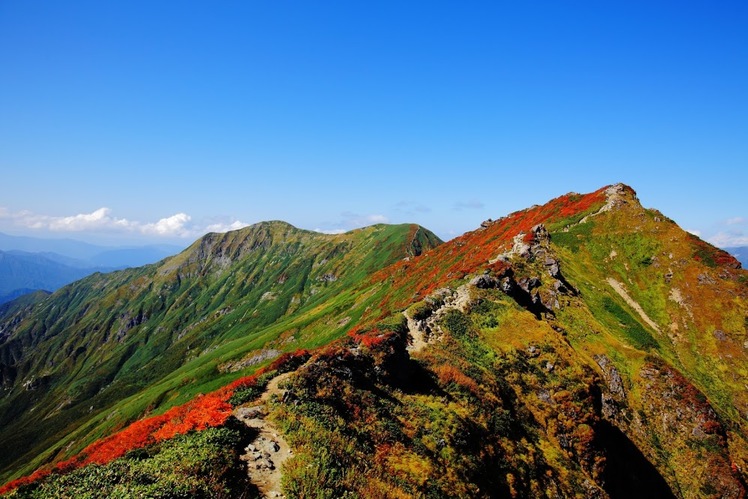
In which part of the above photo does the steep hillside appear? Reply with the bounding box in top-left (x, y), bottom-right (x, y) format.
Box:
top-left (261, 184), bottom-right (747, 497)
top-left (2, 186), bottom-right (747, 498)
top-left (0, 221), bottom-right (441, 483)
top-left (244, 185), bottom-right (748, 497)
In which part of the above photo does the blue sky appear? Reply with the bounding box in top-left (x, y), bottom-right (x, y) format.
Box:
top-left (1, 1), bottom-right (746, 247)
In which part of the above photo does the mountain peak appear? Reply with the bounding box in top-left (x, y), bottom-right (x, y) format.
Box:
top-left (1, 186), bottom-right (746, 497)
top-left (600, 182), bottom-right (640, 209)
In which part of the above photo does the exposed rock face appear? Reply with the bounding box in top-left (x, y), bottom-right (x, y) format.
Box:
top-left (405, 286), bottom-right (472, 352)
top-left (220, 349), bottom-right (281, 374)
top-left (594, 354), bottom-right (626, 419)
top-left (482, 224), bottom-right (576, 317)
top-left (522, 225), bottom-right (573, 289)
top-left (594, 355), bottom-right (626, 399)
top-left (470, 274), bottom-right (499, 289)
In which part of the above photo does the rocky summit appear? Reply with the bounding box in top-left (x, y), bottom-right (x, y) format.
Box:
top-left (0, 185), bottom-right (746, 498)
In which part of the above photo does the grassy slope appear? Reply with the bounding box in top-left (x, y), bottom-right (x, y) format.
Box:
top-left (269, 184), bottom-right (747, 497)
top-left (548, 193), bottom-right (748, 495)
top-left (3, 184), bottom-right (747, 497)
top-left (0, 221), bottom-right (441, 483)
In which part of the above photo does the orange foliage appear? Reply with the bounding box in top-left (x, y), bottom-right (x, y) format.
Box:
top-left (0, 469), bottom-right (50, 495)
top-left (369, 186), bottom-right (609, 311)
top-left (349, 328), bottom-right (391, 349)
top-left (39, 390), bottom-right (235, 476)
top-left (689, 233), bottom-right (741, 269)
top-left (433, 364), bottom-right (480, 395)
top-left (225, 374), bottom-right (259, 392)
top-left (79, 414), bottom-right (171, 466)
top-left (0, 347), bottom-right (314, 494)
top-left (374, 443), bottom-right (394, 467)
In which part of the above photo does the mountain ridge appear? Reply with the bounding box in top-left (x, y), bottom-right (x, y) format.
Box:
top-left (0, 221), bottom-right (442, 485)
top-left (1, 184), bottom-right (746, 498)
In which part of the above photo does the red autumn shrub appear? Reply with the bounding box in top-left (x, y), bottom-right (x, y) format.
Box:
top-left (0, 469), bottom-right (50, 495)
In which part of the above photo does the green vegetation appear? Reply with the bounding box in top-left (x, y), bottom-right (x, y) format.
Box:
top-left (601, 297), bottom-right (659, 350)
top-left (549, 219), bottom-right (595, 252)
top-left (441, 310), bottom-right (475, 339)
top-left (2, 185), bottom-right (747, 498)
top-left (0, 221), bottom-right (442, 484)
top-left (5, 427), bottom-right (249, 499)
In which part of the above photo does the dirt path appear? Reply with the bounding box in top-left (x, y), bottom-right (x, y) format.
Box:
top-left (234, 372), bottom-right (294, 498)
top-left (404, 309), bottom-right (428, 353)
top-left (606, 278), bottom-right (661, 333)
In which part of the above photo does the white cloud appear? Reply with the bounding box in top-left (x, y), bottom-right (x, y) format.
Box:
top-left (698, 216), bottom-right (748, 248)
top-left (141, 213), bottom-right (192, 237)
top-left (339, 211), bottom-right (389, 226)
top-left (709, 231), bottom-right (748, 248)
top-left (0, 206), bottom-right (247, 239)
top-left (367, 214), bottom-right (388, 224)
top-left (47, 207), bottom-right (134, 232)
top-left (204, 220), bottom-right (249, 233)
top-left (686, 229), bottom-right (702, 237)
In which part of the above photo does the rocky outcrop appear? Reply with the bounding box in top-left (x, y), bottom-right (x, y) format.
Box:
top-left (578, 183), bottom-right (637, 225)
top-left (482, 224), bottom-right (576, 317)
top-left (405, 286), bottom-right (472, 352)
top-left (593, 354), bottom-right (627, 419)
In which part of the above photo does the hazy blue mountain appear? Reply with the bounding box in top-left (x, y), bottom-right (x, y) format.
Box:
top-left (6, 250), bottom-right (93, 269)
top-left (0, 232), bottom-right (182, 268)
top-left (0, 233), bottom-right (106, 260)
top-left (0, 233), bottom-right (183, 304)
top-left (0, 234), bottom-right (183, 304)
top-left (0, 250), bottom-right (106, 304)
top-left (725, 247), bottom-right (748, 267)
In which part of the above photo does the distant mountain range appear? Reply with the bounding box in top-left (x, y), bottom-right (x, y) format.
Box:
top-left (0, 233), bottom-right (182, 304)
top-left (0, 232), bottom-right (182, 267)
top-left (0, 185), bottom-right (745, 497)
top-left (0, 251), bottom-right (108, 304)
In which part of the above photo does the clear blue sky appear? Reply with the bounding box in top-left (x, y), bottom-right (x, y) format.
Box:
top-left (1, 1), bottom-right (746, 247)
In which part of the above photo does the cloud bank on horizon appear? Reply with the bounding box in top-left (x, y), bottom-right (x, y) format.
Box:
top-left (2, 204), bottom-right (746, 249)
top-left (708, 220), bottom-right (748, 248)
top-left (0, 205), bottom-right (398, 241)
top-left (0, 206), bottom-right (248, 240)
